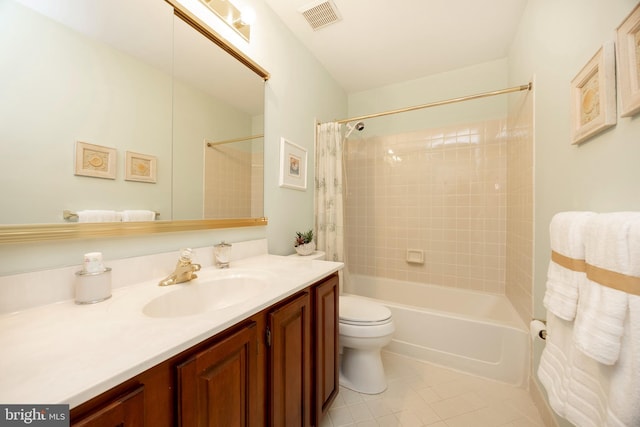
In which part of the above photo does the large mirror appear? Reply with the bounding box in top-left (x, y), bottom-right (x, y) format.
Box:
top-left (0, 0), bottom-right (268, 242)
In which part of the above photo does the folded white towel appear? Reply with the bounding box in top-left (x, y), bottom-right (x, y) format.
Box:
top-left (564, 352), bottom-right (609, 427)
top-left (120, 210), bottom-right (156, 222)
top-left (540, 214), bottom-right (640, 427)
top-left (574, 283), bottom-right (627, 365)
top-left (77, 210), bottom-right (121, 223)
top-left (539, 312), bottom-right (636, 427)
top-left (565, 293), bottom-right (640, 427)
top-left (543, 212), bottom-right (595, 321)
top-left (574, 212), bottom-right (640, 365)
top-left (604, 293), bottom-right (640, 426)
top-left (538, 314), bottom-right (603, 427)
top-left (602, 217), bottom-right (640, 426)
top-left (538, 314), bottom-right (572, 418)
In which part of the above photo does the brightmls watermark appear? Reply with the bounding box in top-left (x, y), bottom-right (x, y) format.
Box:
top-left (0, 405), bottom-right (69, 426)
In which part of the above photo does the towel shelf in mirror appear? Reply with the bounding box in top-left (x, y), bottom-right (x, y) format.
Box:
top-left (0, 218), bottom-right (268, 244)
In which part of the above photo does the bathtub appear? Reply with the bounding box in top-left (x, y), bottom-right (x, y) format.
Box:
top-left (344, 275), bottom-right (529, 386)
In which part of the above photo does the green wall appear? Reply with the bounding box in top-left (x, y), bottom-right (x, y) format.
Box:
top-left (508, 1), bottom-right (640, 425)
top-left (0, 0), bottom-right (346, 274)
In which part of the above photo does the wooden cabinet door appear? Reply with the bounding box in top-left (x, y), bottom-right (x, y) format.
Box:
top-left (177, 321), bottom-right (258, 427)
top-left (268, 292), bottom-right (312, 427)
top-left (72, 385), bottom-right (144, 427)
top-left (313, 274), bottom-right (339, 424)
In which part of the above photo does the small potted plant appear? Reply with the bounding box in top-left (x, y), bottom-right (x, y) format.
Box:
top-left (294, 229), bottom-right (315, 256)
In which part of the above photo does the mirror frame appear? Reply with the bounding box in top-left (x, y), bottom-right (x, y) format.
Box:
top-left (0, 0), bottom-right (270, 244)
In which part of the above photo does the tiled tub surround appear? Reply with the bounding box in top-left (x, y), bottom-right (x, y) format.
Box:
top-left (204, 145), bottom-right (264, 218)
top-left (345, 119), bottom-right (507, 293)
top-left (0, 239), bottom-right (343, 407)
top-left (505, 91), bottom-right (534, 325)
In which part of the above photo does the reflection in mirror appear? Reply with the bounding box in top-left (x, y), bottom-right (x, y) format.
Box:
top-left (0, 0), bottom-right (173, 224)
top-left (171, 13), bottom-right (264, 220)
top-left (204, 135), bottom-right (264, 218)
top-left (0, 0), bottom-right (265, 228)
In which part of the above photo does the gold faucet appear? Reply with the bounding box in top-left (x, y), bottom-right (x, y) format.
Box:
top-left (158, 248), bottom-right (201, 286)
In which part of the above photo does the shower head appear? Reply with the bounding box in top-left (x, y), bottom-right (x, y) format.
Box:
top-left (345, 121), bottom-right (365, 138)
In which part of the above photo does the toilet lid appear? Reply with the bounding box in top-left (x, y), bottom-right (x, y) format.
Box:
top-left (339, 296), bottom-right (392, 325)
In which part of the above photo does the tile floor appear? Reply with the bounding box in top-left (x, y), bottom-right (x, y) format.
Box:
top-left (321, 352), bottom-right (546, 427)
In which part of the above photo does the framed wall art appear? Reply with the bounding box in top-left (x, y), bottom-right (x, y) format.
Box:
top-left (125, 151), bottom-right (157, 183)
top-left (74, 141), bottom-right (117, 179)
top-left (279, 138), bottom-right (307, 191)
top-left (570, 41), bottom-right (617, 145)
top-left (616, 3), bottom-right (640, 117)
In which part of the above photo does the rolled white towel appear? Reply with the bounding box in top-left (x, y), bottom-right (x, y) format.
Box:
top-left (121, 210), bottom-right (156, 222)
top-left (77, 210), bottom-right (120, 223)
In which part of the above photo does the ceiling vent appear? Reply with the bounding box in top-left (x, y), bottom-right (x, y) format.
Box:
top-left (299, 0), bottom-right (342, 31)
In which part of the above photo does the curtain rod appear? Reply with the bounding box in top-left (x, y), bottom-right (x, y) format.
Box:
top-left (328, 82), bottom-right (532, 125)
top-left (205, 134), bottom-right (264, 147)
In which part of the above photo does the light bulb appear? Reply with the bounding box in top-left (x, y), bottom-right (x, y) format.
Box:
top-left (239, 7), bottom-right (256, 26)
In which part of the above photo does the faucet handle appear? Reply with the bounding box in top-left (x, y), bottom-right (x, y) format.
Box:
top-left (179, 248), bottom-right (194, 262)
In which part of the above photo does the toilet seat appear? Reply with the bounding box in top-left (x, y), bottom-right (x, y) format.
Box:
top-left (339, 296), bottom-right (392, 326)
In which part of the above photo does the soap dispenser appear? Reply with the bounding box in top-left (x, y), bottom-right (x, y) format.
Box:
top-left (75, 252), bottom-right (112, 304)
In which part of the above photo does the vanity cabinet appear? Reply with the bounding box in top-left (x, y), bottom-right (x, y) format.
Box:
top-left (69, 272), bottom-right (339, 427)
top-left (312, 274), bottom-right (339, 421)
top-left (177, 321), bottom-right (259, 427)
top-left (72, 385), bottom-right (145, 427)
top-left (267, 291), bottom-right (312, 426)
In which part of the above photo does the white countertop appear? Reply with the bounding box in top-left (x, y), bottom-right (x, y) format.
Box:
top-left (0, 254), bottom-right (342, 407)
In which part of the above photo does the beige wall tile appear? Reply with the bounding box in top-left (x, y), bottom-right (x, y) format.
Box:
top-left (345, 118), bottom-right (511, 294)
top-left (505, 92), bottom-right (534, 324)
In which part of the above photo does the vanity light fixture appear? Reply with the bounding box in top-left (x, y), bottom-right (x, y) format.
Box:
top-left (198, 0), bottom-right (254, 41)
top-left (234, 7), bottom-right (256, 29)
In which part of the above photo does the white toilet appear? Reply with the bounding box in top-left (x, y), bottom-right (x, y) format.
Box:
top-left (289, 251), bottom-right (394, 393)
top-left (339, 295), bottom-right (395, 394)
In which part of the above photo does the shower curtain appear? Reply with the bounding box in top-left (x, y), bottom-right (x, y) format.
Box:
top-left (314, 122), bottom-right (344, 263)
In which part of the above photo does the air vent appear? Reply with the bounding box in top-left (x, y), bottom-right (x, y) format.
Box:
top-left (299, 0), bottom-right (342, 31)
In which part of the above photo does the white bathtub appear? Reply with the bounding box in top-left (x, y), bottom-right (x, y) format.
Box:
top-left (345, 275), bottom-right (529, 386)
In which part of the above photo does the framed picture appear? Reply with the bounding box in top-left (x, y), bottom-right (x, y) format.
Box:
top-left (570, 41), bottom-right (617, 145)
top-left (125, 151), bottom-right (157, 183)
top-left (279, 138), bottom-right (307, 190)
top-left (616, 3), bottom-right (640, 117)
top-left (74, 141), bottom-right (116, 179)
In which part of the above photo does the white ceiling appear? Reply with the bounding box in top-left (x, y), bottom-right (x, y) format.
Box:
top-left (265, 0), bottom-right (528, 93)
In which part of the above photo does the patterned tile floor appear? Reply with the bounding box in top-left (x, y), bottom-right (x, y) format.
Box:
top-left (321, 352), bottom-right (546, 427)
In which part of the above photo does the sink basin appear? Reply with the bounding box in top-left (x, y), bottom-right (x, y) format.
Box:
top-left (143, 270), bottom-right (271, 318)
